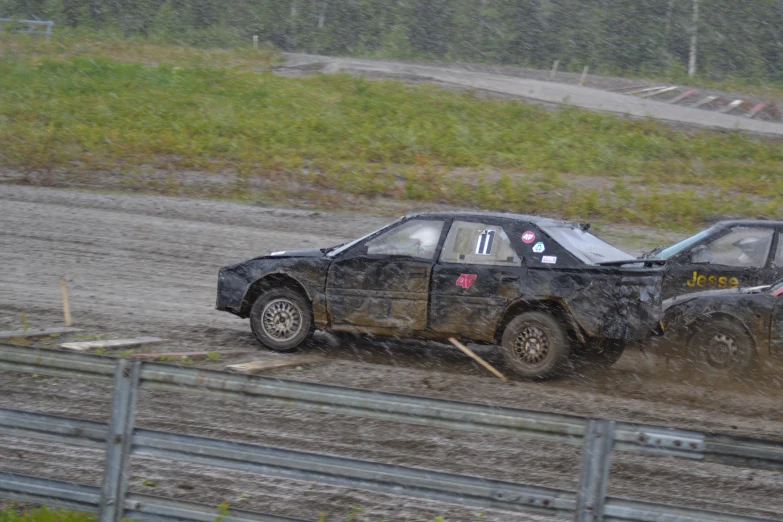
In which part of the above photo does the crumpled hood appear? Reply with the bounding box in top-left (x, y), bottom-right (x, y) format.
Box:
top-left (662, 285), bottom-right (770, 311)
top-left (250, 248), bottom-right (326, 261)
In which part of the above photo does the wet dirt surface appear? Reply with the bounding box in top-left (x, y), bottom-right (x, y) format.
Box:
top-left (1, 185), bottom-right (782, 521)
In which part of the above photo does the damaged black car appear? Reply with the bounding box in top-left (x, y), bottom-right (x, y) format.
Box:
top-left (217, 212), bottom-right (663, 379)
top-left (659, 280), bottom-right (783, 376)
top-left (644, 220), bottom-right (783, 299)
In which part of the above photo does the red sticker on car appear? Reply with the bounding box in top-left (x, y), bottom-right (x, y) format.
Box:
top-left (521, 231), bottom-right (536, 244)
top-left (456, 274), bottom-right (477, 289)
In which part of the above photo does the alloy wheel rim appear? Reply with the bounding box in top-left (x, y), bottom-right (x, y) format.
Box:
top-left (513, 326), bottom-right (551, 366)
top-left (261, 298), bottom-right (303, 341)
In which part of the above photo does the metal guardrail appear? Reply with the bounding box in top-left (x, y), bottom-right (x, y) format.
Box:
top-left (0, 342), bottom-right (781, 522)
top-left (0, 18), bottom-right (54, 41)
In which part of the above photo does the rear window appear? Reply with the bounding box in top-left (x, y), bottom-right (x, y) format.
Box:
top-left (540, 225), bottom-right (634, 265)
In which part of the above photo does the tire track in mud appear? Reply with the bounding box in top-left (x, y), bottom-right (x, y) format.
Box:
top-left (1, 185), bottom-right (782, 520)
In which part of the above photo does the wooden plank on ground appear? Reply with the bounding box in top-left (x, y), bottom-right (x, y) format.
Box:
top-left (131, 351), bottom-right (253, 360)
top-left (609, 84), bottom-right (648, 92)
top-left (627, 85), bottom-right (671, 96)
top-left (0, 327), bottom-right (83, 339)
top-left (60, 337), bottom-right (164, 351)
top-left (669, 89), bottom-right (697, 104)
top-left (448, 338), bottom-right (508, 382)
top-left (691, 95), bottom-right (718, 108)
top-left (641, 86), bottom-right (677, 98)
top-left (226, 356), bottom-right (325, 374)
top-left (719, 99), bottom-right (744, 113)
top-left (746, 103), bottom-right (766, 119)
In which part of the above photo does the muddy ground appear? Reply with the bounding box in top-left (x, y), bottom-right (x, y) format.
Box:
top-left (1, 185), bottom-right (782, 521)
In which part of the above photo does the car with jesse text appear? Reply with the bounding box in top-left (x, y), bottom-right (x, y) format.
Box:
top-left (658, 279), bottom-right (783, 376)
top-left (643, 220), bottom-right (783, 299)
top-left (216, 212), bottom-right (664, 379)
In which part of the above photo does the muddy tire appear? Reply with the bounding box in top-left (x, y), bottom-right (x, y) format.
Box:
top-left (688, 319), bottom-right (758, 376)
top-left (250, 288), bottom-right (313, 352)
top-left (501, 312), bottom-right (571, 379)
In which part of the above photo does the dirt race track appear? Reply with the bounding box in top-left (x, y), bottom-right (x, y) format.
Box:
top-left (1, 185), bottom-right (783, 521)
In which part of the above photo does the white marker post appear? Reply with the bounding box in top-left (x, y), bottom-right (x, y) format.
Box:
top-left (60, 277), bottom-right (72, 327)
top-left (252, 35), bottom-right (259, 49)
top-left (550, 60), bottom-right (560, 80)
top-left (580, 66), bottom-right (589, 86)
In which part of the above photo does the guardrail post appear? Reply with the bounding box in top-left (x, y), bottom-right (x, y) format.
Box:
top-left (99, 359), bottom-right (140, 522)
top-left (575, 420), bottom-right (614, 522)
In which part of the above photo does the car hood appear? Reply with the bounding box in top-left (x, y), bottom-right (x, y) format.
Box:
top-left (251, 248), bottom-right (326, 261)
top-left (663, 285), bottom-right (771, 311)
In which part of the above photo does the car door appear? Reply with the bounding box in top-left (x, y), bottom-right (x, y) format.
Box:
top-left (662, 226), bottom-right (775, 298)
top-left (326, 218), bottom-right (447, 332)
top-left (429, 220), bottom-right (525, 341)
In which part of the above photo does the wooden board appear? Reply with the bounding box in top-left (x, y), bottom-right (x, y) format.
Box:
top-left (131, 351), bottom-right (253, 360)
top-left (641, 86), bottom-right (677, 98)
top-left (0, 327), bottom-right (82, 339)
top-left (669, 89), bottom-right (697, 104)
top-left (60, 337), bottom-right (164, 351)
top-left (226, 356), bottom-right (325, 374)
top-left (747, 103), bottom-right (766, 119)
top-left (627, 85), bottom-right (671, 96)
top-left (719, 99), bottom-right (744, 114)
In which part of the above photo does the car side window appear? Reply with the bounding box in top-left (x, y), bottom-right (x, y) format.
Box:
top-left (439, 221), bottom-right (521, 266)
top-left (698, 227), bottom-right (773, 268)
top-left (364, 219), bottom-right (445, 259)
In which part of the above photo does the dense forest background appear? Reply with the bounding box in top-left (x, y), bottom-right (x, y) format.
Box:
top-left (2, 0), bottom-right (783, 81)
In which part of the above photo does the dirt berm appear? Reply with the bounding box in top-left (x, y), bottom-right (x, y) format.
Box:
top-left (279, 53), bottom-right (783, 137)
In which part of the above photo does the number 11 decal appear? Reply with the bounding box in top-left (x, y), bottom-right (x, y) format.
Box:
top-left (476, 230), bottom-right (495, 255)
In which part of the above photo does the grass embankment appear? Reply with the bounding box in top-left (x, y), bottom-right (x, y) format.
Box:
top-left (1, 34), bottom-right (782, 228)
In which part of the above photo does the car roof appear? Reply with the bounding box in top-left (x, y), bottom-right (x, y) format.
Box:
top-left (405, 211), bottom-right (574, 226)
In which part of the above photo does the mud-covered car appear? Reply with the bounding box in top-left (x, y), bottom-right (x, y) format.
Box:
top-left (659, 280), bottom-right (783, 376)
top-left (644, 220), bottom-right (783, 299)
top-left (217, 212), bottom-right (663, 379)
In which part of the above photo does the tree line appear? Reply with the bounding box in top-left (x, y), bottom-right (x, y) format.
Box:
top-left (3, 0), bottom-right (783, 81)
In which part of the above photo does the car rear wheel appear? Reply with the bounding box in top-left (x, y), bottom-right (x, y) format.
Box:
top-left (250, 288), bottom-right (313, 352)
top-left (501, 312), bottom-right (571, 379)
top-left (688, 320), bottom-right (758, 376)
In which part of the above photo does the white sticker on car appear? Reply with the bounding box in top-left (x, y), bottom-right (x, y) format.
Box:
top-left (476, 230), bottom-right (495, 255)
top-left (532, 242), bottom-right (545, 253)
top-left (542, 255), bottom-right (557, 264)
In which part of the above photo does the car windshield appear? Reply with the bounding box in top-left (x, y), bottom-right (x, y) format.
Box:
top-left (326, 219), bottom-right (401, 258)
top-left (540, 225), bottom-right (634, 265)
top-left (650, 228), bottom-right (716, 260)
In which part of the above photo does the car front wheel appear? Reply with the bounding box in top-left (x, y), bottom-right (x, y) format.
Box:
top-left (501, 311), bottom-right (571, 379)
top-left (250, 288), bottom-right (313, 352)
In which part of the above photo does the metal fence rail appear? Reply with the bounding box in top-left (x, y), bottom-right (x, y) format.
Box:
top-left (0, 18), bottom-right (54, 40)
top-left (0, 342), bottom-right (781, 522)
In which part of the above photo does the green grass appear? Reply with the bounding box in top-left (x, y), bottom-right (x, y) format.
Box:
top-left (0, 506), bottom-right (95, 522)
top-left (1, 34), bottom-right (782, 229)
top-left (0, 505), bottom-right (451, 522)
